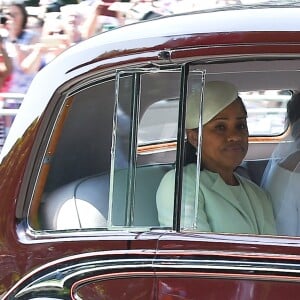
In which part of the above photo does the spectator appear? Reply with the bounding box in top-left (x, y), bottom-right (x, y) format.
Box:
top-left (38, 12), bottom-right (70, 65)
top-left (0, 35), bottom-right (12, 90)
top-left (2, 2), bottom-right (41, 136)
top-left (39, 0), bottom-right (62, 13)
top-left (56, 4), bottom-right (101, 43)
top-left (81, 0), bottom-right (124, 37)
top-left (4, 2), bottom-right (41, 94)
top-left (0, 35), bottom-right (12, 151)
top-left (59, 5), bottom-right (85, 44)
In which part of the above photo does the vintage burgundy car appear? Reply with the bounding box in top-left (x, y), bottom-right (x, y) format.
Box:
top-left (1, 1), bottom-right (300, 299)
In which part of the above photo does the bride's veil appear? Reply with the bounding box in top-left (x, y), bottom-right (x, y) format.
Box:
top-left (261, 114), bottom-right (300, 235)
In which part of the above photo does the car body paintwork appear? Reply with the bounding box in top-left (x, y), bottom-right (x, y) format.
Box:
top-left (2, 3), bottom-right (300, 299)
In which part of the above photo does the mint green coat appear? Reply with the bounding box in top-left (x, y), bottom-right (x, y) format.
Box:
top-left (156, 164), bottom-right (276, 235)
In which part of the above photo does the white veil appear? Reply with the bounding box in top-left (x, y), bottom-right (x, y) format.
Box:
top-left (261, 118), bottom-right (300, 236)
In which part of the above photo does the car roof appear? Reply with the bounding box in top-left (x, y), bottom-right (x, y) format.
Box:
top-left (24, 4), bottom-right (300, 94)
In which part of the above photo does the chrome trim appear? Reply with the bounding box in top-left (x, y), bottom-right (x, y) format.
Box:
top-left (7, 255), bottom-right (300, 299)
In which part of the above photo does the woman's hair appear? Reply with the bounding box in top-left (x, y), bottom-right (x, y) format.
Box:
top-left (184, 140), bottom-right (197, 165)
top-left (287, 92), bottom-right (300, 124)
top-left (237, 96), bottom-right (247, 116)
top-left (11, 2), bottom-right (28, 33)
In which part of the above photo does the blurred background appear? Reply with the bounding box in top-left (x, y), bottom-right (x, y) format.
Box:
top-left (0, 0), bottom-right (289, 151)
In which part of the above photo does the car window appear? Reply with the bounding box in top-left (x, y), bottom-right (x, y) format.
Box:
top-left (27, 59), bottom-right (297, 236)
top-left (151, 60), bottom-right (299, 235)
top-left (139, 89), bottom-right (291, 145)
top-left (241, 90), bottom-right (291, 135)
top-left (29, 79), bottom-right (116, 230)
top-left (29, 68), bottom-right (186, 231)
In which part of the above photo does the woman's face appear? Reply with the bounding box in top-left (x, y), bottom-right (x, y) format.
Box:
top-left (6, 5), bottom-right (25, 35)
top-left (187, 99), bottom-right (248, 173)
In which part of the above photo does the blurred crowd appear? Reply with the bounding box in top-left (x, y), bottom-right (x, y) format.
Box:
top-left (0, 0), bottom-right (125, 95)
top-left (0, 0), bottom-right (128, 141)
top-left (0, 0), bottom-right (244, 96)
top-left (0, 0), bottom-right (243, 148)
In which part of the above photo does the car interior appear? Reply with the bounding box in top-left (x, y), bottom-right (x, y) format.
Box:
top-left (34, 56), bottom-right (300, 232)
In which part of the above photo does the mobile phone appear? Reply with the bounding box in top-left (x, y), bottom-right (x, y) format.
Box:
top-left (40, 35), bottom-right (67, 48)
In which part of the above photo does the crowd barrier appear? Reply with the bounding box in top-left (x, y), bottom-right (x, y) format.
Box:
top-left (0, 93), bottom-right (25, 152)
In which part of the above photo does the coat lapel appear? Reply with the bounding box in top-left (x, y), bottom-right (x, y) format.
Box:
top-left (202, 170), bottom-right (259, 232)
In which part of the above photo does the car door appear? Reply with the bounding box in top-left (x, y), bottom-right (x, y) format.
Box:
top-left (1, 65), bottom-right (189, 299)
top-left (150, 62), bottom-right (300, 299)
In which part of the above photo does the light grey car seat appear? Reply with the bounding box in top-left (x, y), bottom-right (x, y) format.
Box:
top-left (40, 164), bottom-right (173, 230)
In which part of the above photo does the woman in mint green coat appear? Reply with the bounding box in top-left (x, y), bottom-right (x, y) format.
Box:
top-left (156, 81), bottom-right (276, 235)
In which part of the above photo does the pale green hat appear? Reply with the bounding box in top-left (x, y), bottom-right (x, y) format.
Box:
top-left (186, 81), bottom-right (238, 129)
